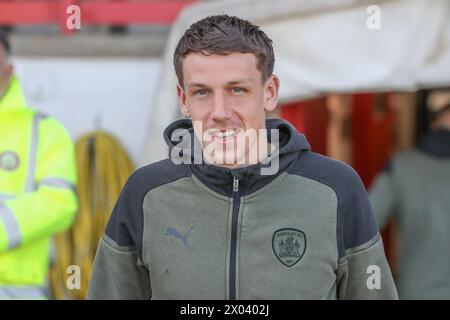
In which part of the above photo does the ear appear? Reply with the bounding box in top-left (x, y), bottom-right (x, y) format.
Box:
top-left (177, 83), bottom-right (190, 117)
top-left (263, 74), bottom-right (280, 113)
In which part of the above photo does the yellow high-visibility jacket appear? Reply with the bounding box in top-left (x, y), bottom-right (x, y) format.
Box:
top-left (0, 76), bottom-right (77, 299)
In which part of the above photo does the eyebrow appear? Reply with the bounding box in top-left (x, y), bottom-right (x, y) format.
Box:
top-left (186, 79), bottom-right (253, 88)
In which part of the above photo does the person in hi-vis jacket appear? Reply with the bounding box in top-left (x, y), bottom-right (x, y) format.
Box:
top-left (0, 31), bottom-right (78, 299)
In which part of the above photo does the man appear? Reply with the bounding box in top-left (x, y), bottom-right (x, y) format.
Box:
top-left (370, 90), bottom-right (450, 299)
top-left (88, 15), bottom-right (397, 299)
top-left (0, 31), bottom-right (78, 299)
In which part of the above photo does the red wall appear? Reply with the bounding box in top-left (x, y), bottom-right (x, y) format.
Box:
top-left (281, 93), bottom-right (395, 187)
top-left (281, 97), bottom-right (328, 156)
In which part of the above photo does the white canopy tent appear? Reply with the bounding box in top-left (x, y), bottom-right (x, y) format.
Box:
top-left (141, 0), bottom-right (450, 165)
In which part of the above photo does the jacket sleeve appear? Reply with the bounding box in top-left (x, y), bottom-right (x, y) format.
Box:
top-left (368, 161), bottom-right (397, 229)
top-left (336, 165), bottom-right (398, 300)
top-left (87, 170), bottom-right (151, 300)
top-left (0, 116), bottom-right (78, 253)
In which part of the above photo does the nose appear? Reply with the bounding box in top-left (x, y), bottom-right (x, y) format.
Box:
top-left (211, 91), bottom-right (232, 122)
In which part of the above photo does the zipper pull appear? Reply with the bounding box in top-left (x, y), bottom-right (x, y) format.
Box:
top-left (233, 176), bottom-right (239, 192)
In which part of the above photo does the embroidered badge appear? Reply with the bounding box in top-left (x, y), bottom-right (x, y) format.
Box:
top-left (0, 151), bottom-right (20, 171)
top-left (272, 228), bottom-right (306, 267)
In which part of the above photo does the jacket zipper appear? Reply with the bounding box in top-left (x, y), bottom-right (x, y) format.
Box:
top-left (229, 175), bottom-right (240, 300)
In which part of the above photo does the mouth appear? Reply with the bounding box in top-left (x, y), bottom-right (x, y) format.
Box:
top-left (210, 129), bottom-right (241, 143)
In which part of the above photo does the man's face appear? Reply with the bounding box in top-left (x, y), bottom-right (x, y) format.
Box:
top-left (177, 52), bottom-right (279, 167)
top-left (432, 109), bottom-right (450, 130)
top-left (0, 46), bottom-right (13, 99)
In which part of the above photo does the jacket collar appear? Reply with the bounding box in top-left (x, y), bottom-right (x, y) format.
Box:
top-left (164, 118), bottom-right (311, 196)
top-left (418, 129), bottom-right (450, 158)
top-left (0, 76), bottom-right (27, 112)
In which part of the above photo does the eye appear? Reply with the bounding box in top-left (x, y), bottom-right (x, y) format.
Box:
top-left (194, 89), bottom-right (208, 96)
top-left (232, 87), bottom-right (244, 94)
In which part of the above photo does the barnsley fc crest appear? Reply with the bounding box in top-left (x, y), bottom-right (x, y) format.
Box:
top-left (0, 151), bottom-right (20, 171)
top-left (272, 228), bottom-right (306, 267)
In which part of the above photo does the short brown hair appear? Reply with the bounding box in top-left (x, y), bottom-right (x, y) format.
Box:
top-left (174, 15), bottom-right (275, 87)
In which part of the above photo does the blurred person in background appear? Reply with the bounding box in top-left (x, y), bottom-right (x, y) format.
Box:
top-left (370, 89), bottom-right (450, 299)
top-left (0, 30), bottom-right (78, 299)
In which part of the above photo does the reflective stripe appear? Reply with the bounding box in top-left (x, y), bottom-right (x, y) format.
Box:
top-left (0, 193), bottom-right (15, 202)
top-left (0, 285), bottom-right (48, 299)
top-left (24, 113), bottom-right (47, 193)
top-left (0, 204), bottom-right (21, 249)
top-left (38, 177), bottom-right (75, 192)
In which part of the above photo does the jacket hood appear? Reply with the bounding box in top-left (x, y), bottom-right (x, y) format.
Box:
top-left (0, 76), bottom-right (27, 112)
top-left (163, 118), bottom-right (311, 196)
